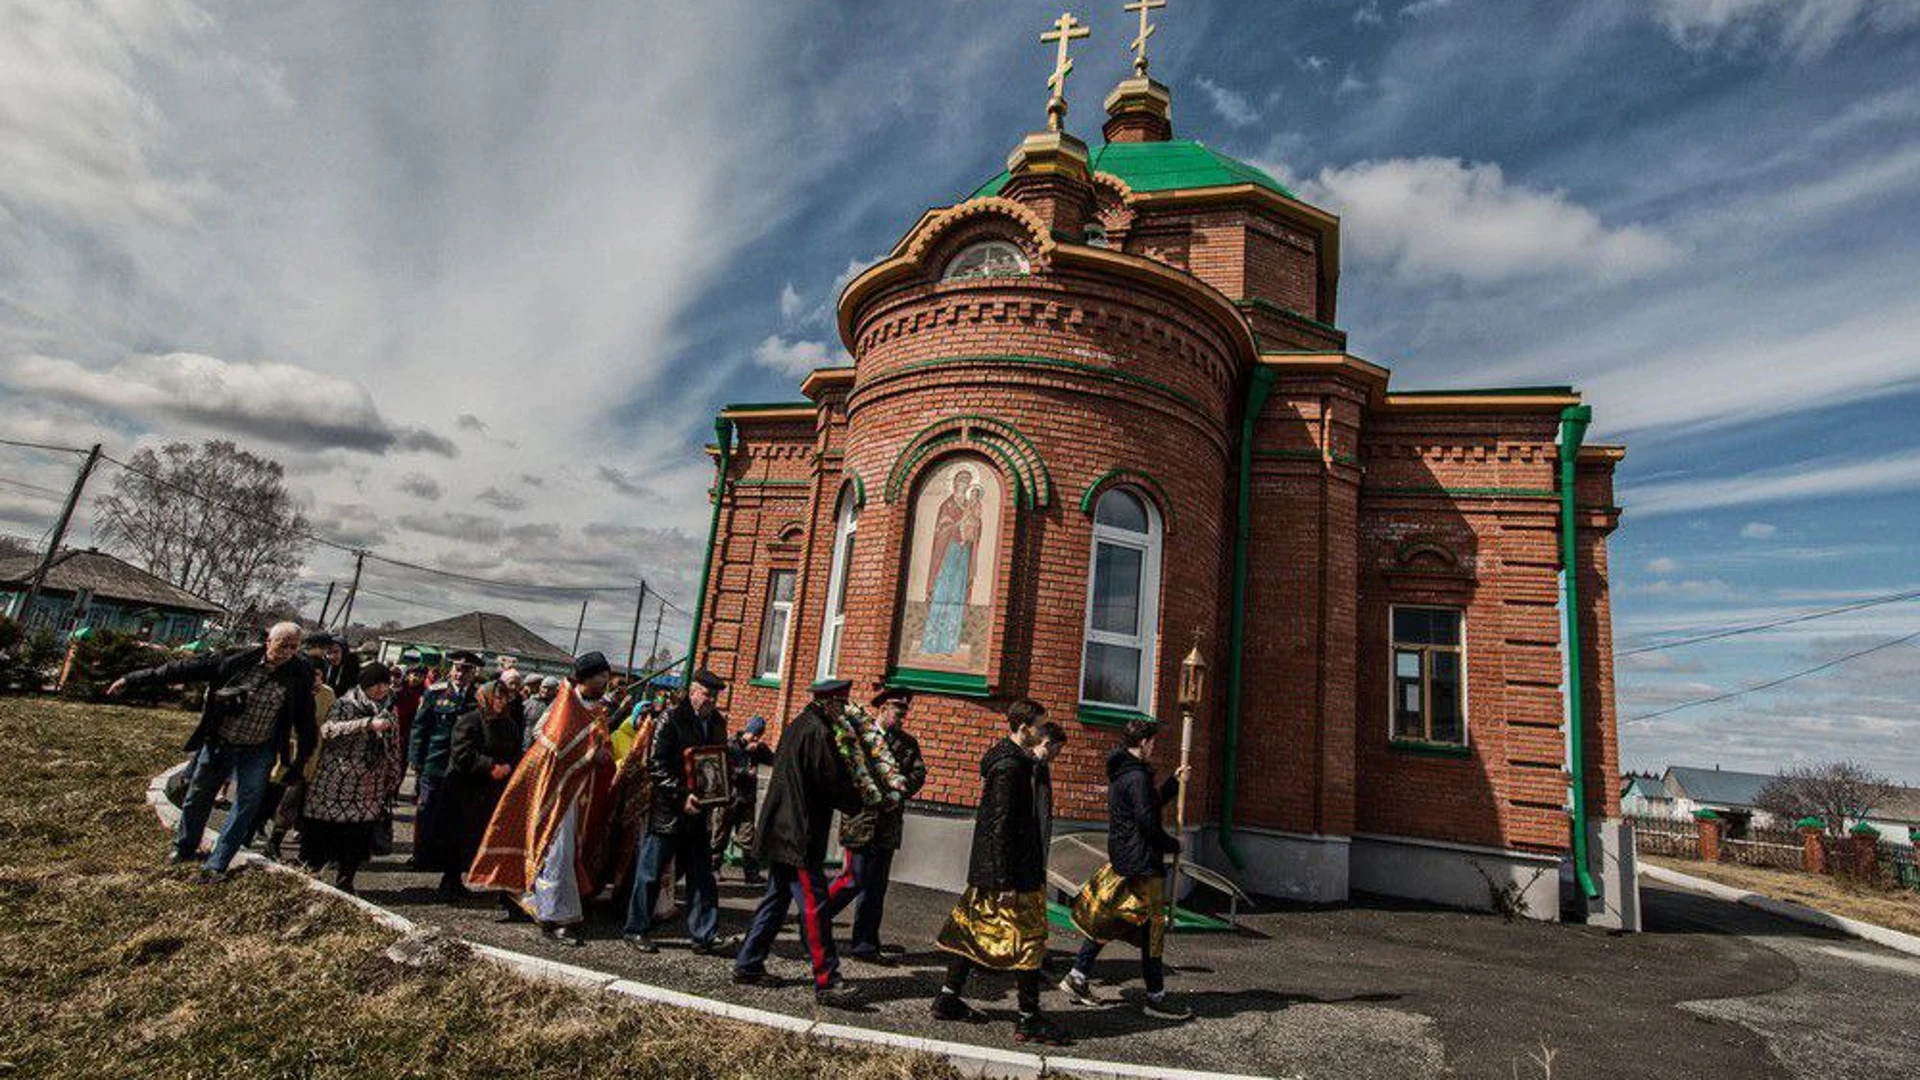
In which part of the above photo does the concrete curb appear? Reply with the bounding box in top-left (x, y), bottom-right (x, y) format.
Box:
top-left (144, 765), bottom-right (1277, 1080)
top-left (1639, 864), bottom-right (1920, 959)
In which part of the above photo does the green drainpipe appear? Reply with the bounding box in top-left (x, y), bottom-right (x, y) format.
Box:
top-left (1558, 404), bottom-right (1599, 901)
top-left (1220, 365), bottom-right (1276, 869)
top-left (684, 415), bottom-right (734, 687)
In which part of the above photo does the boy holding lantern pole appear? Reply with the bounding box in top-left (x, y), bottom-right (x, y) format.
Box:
top-left (1059, 717), bottom-right (1192, 1021)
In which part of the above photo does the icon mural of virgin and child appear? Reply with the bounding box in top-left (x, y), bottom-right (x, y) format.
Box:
top-left (920, 467), bottom-right (985, 657)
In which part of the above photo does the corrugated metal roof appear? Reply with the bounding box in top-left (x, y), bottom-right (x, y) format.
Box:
top-left (971, 140), bottom-right (1295, 200)
top-left (0, 548), bottom-right (222, 614)
top-left (1664, 765), bottom-right (1775, 807)
top-left (376, 611), bottom-right (572, 664)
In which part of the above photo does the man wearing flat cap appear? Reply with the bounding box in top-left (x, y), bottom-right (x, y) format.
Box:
top-left (410, 649), bottom-right (482, 898)
top-left (623, 668), bottom-right (731, 953)
top-left (733, 678), bottom-right (866, 1005)
top-left (824, 686), bottom-right (927, 962)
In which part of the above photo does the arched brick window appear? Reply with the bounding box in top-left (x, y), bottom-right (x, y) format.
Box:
top-left (1079, 487), bottom-right (1163, 713)
top-left (816, 486), bottom-right (859, 679)
top-left (941, 239), bottom-right (1029, 281)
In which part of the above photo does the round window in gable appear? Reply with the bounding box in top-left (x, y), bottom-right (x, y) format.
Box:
top-left (942, 239), bottom-right (1030, 281)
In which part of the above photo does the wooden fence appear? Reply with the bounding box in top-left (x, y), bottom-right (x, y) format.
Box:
top-left (1625, 814), bottom-right (1698, 860)
top-left (1722, 836), bottom-right (1802, 871)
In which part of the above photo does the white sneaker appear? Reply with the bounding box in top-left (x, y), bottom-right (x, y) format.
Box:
top-left (1059, 970), bottom-right (1104, 1006)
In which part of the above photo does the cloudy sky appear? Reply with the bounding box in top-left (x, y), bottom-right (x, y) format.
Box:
top-left (3, 0), bottom-right (1917, 780)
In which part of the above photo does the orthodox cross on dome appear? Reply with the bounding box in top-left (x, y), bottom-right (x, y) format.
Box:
top-left (1125, 0), bottom-right (1165, 77)
top-left (1039, 11), bottom-right (1091, 132)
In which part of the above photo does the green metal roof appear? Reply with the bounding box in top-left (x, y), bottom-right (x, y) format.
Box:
top-left (971, 140), bottom-right (1295, 200)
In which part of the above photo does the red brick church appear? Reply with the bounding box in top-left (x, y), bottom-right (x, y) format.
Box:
top-left (682, 33), bottom-right (1632, 925)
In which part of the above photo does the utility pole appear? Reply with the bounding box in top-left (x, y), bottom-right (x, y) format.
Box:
top-left (337, 550), bottom-right (366, 632)
top-left (571, 598), bottom-right (589, 656)
top-left (648, 603), bottom-right (664, 676)
top-left (316, 581), bottom-right (337, 627)
top-left (626, 581), bottom-right (648, 678)
top-left (20, 443), bottom-right (102, 622)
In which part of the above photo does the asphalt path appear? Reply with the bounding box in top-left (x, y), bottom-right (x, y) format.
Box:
top-left (218, 796), bottom-right (1919, 1079)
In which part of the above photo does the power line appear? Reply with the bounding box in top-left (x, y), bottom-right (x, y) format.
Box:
top-left (1627, 628), bottom-right (1920, 724)
top-left (96, 451), bottom-right (692, 609)
top-left (1620, 588), bottom-right (1920, 656)
top-left (0, 437), bottom-right (89, 456)
top-left (0, 476), bottom-right (70, 499)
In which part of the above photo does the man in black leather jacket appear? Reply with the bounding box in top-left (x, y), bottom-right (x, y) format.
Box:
top-left (109, 621), bottom-right (316, 884)
top-left (622, 669), bottom-right (730, 953)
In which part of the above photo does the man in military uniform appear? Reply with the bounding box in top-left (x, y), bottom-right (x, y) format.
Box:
top-left (824, 687), bottom-right (925, 962)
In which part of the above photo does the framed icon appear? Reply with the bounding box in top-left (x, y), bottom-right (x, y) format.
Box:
top-left (684, 744), bottom-right (732, 809)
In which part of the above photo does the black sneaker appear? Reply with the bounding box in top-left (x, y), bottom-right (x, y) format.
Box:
top-left (496, 896), bottom-right (532, 924)
top-left (1142, 993), bottom-right (1193, 1022)
top-left (930, 993), bottom-right (988, 1023)
top-left (1059, 970), bottom-right (1103, 1006)
top-left (622, 933), bottom-right (659, 954)
top-left (847, 949), bottom-right (893, 967)
top-left (167, 849), bottom-right (201, 865)
top-left (814, 978), bottom-right (860, 1008)
top-left (690, 934), bottom-right (742, 956)
top-left (543, 925), bottom-right (585, 948)
top-left (731, 967), bottom-right (766, 986)
top-left (1013, 1013), bottom-right (1073, 1046)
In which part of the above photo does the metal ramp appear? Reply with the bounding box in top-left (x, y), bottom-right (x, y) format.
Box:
top-left (1045, 832), bottom-right (1250, 932)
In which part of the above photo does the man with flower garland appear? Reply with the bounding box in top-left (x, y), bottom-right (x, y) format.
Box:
top-left (824, 686), bottom-right (925, 962)
top-left (732, 678), bottom-right (866, 1006)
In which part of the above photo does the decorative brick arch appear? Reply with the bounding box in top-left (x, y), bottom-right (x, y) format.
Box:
top-left (884, 415), bottom-right (1053, 510)
top-left (902, 197), bottom-right (1055, 269)
top-left (1078, 467), bottom-right (1176, 533)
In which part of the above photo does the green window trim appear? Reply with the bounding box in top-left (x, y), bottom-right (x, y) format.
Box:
top-left (1078, 468), bottom-right (1177, 532)
top-left (748, 676), bottom-right (782, 689)
top-left (1076, 703), bottom-right (1153, 729)
top-left (885, 667), bottom-right (991, 698)
top-left (883, 411), bottom-right (1053, 508)
top-left (1387, 738), bottom-right (1473, 759)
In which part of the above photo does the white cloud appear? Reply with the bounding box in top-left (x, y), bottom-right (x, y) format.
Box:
top-left (1741, 521), bottom-right (1778, 539)
top-left (1194, 76), bottom-right (1260, 127)
top-left (1400, 0), bottom-right (1454, 16)
top-left (1648, 556), bottom-right (1680, 575)
top-left (1297, 55), bottom-right (1330, 74)
top-left (779, 282), bottom-right (804, 320)
top-left (1298, 157), bottom-right (1682, 284)
top-left (1654, 0), bottom-right (1920, 59)
top-left (1353, 2), bottom-right (1385, 26)
top-left (2, 351), bottom-right (455, 456)
top-left (751, 334), bottom-right (840, 378)
top-left (1627, 448), bottom-right (1920, 516)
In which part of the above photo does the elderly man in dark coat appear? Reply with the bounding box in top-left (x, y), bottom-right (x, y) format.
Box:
top-left (108, 620), bottom-right (317, 884)
top-left (824, 686), bottom-right (926, 962)
top-left (622, 669), bottom-right (731, 953)
top-left (732, 678), bottom-right (865, 1005)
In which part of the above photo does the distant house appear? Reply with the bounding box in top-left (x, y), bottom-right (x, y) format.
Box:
top-left (1662, 765), bottom-right (1779, 835)
top-left (1621, 775), bottom-right (1678, 818)
top-left (1862, 786), bottom-right (1920, 847)
top-left (0, 548), bottom-right (221, 646)
top-left (374, 611), bottom-right (573, 678)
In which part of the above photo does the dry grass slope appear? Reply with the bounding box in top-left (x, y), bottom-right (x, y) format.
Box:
top-left (1642, 854), bottom-right (1920, 937)
top-left (0, 697), bottom-right (957, 1080)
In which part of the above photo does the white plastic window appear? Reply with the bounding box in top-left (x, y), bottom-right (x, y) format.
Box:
top-left (755, 570), bottom-right (796, 680)
top-left (1079, 488), bottom-right (1162, 711)
top-left (816, 489), bottom-right (859, 679)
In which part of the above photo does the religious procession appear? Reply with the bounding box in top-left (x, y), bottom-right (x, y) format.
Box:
top-left (106, 625), bottom-right (1198, 1047)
